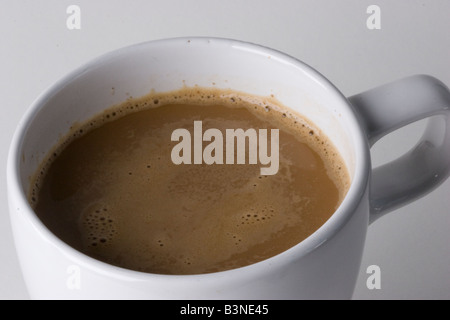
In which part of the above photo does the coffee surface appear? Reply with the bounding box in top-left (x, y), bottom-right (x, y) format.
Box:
top-left (31, 88), bottom-right (350, 275)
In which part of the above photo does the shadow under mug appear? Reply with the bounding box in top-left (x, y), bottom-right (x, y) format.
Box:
top-left (7, 37), bottom-right (450, 299)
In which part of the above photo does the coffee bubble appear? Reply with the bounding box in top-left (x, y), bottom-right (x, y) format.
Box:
top-left (82, 206), bottom-right (117, 248)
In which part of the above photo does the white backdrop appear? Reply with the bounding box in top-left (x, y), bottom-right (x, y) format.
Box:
top-left (1, 0), bottom-right (449, 300)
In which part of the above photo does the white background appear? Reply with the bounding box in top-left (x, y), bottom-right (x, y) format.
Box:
top-left (1, 0), bottom-right (449, 300)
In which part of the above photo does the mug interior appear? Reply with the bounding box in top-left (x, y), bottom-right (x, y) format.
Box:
top-left (11, 37), bottom-right (368, 276)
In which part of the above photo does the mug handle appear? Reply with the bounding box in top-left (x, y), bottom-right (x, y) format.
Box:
top-left (348, 75), bottom-right (450, 224)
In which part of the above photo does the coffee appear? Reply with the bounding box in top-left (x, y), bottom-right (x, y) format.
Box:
top-left (30, 87), bottom-right (350, 275)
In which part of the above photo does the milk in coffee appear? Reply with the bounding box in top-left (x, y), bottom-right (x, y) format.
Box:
top-left (30, 87), bottom-right (350, 275)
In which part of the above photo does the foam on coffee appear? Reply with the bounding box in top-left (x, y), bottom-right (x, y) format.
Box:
top-left (30, 87), bottom-right (350, 275)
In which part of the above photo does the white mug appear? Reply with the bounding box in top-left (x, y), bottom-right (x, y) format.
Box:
top-left (7, 37), bottom-right (450, 299)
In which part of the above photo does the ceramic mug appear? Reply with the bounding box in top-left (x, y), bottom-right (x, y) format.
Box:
top-left (7, 37), bottom-right (450, 299)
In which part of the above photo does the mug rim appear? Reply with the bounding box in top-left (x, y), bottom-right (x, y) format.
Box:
top-left (7, 37), bottom-right (370, 282)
